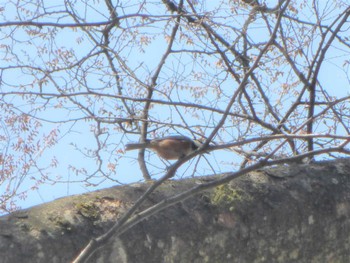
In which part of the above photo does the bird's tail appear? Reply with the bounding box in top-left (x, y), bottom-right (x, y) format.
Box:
top-left (125, 140), bottom-right (151, 151)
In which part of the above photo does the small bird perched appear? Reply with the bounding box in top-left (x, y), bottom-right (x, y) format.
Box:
top-left (125, 135), bottom-right (203, 160)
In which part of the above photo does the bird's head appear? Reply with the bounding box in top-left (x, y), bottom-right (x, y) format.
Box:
top-left (192, 138), bottom-right (210, 154)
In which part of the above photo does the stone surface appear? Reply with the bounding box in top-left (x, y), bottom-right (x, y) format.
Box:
top-left (1, 159), bottom-right (350, 262)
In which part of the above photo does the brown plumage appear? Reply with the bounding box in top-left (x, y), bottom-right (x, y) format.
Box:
top-left (125, 136), bottom-right (203, 160)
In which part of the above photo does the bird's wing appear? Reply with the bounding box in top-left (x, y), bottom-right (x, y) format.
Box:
top-left (152, 135), bottom-right (193, 142)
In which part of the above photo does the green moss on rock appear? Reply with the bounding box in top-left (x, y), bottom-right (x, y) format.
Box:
top-left (211, 184), bottom-right (248, 211)
top-left (75, 201), bottom-right (100, 220)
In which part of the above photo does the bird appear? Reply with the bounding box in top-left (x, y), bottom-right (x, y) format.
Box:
top-left (125, 135), bottom-right (204, 160)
